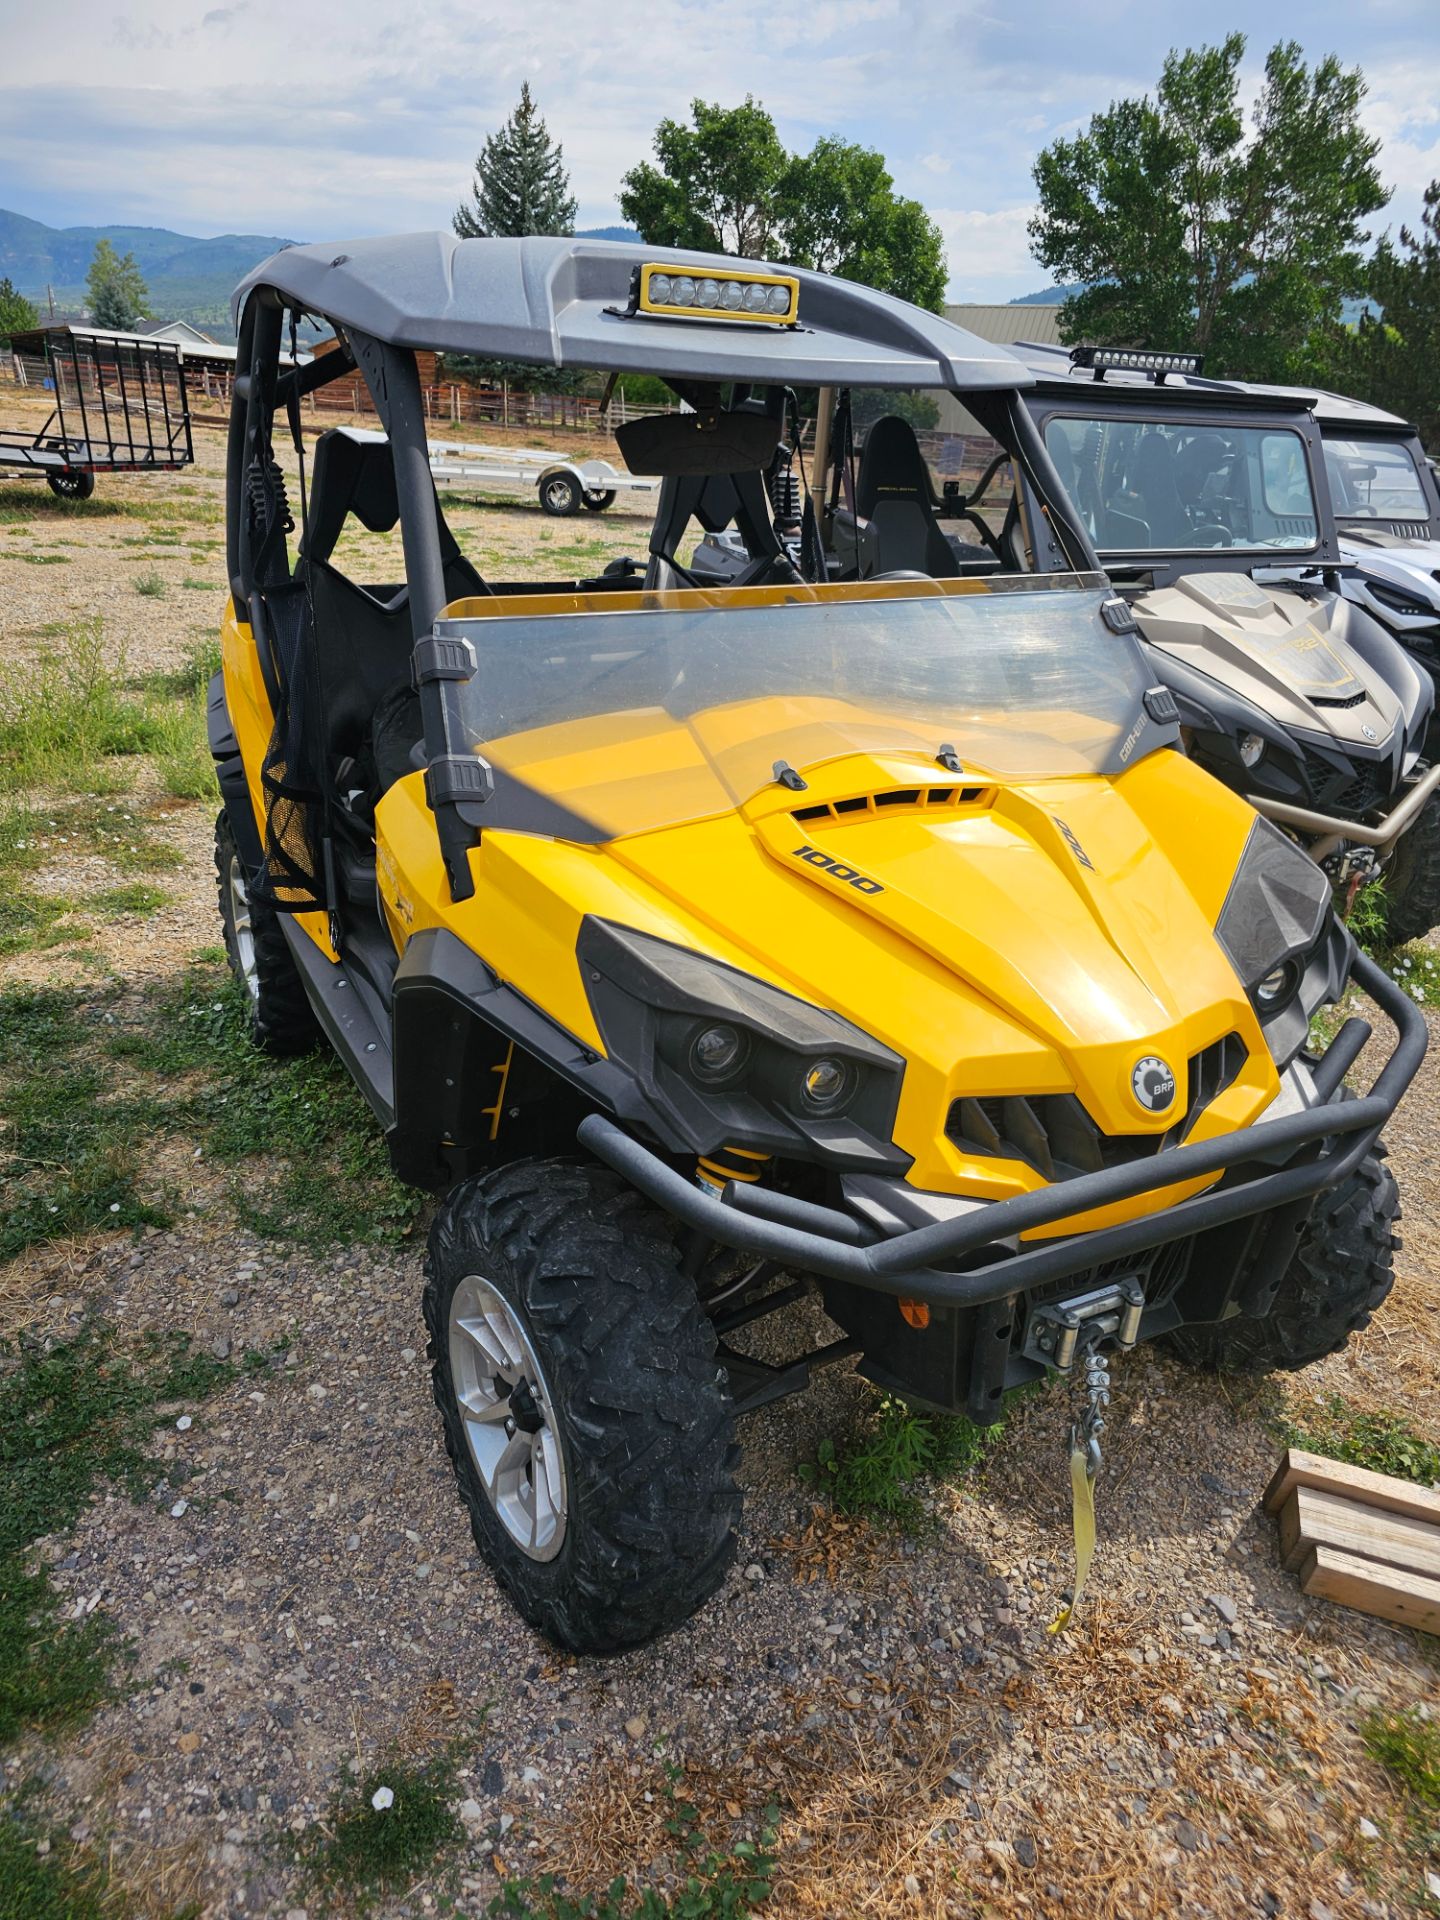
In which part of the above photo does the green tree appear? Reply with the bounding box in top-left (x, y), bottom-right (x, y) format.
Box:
top-left (779, 137), bottom-right (946, 311)
top-left (620, 100), bottom-right (948, 310)
top-left (1028, 35), bottom-right (1388, 381)
top-left (620, 97), bottom-right (788, 257)
top-left (85, 240), bottom-right (151, 331)
top-left (1351, 180), bottom-right (1440, 445)
top-left (454, 82), bottom-right (577, 239)
top-left (0, 278), bottom-right (40, 350)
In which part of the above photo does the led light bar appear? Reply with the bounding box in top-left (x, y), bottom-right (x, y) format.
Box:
top-left (1069, 345), bottom-right (1205, 379)
top-left (637, 264), bottom-right (799, 326)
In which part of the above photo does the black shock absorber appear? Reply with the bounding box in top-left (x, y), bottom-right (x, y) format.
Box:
top-left (768, 451), bottom-right (804, 537)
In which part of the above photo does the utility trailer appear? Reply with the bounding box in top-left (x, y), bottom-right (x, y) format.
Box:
top-left (426, 437), bottom-right (659, 516)
top-left (2, 327), bottom-right (193, 499)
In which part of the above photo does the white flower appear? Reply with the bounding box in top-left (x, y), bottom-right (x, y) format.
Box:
top-left (371, 1787), bottom-right (394, 1812)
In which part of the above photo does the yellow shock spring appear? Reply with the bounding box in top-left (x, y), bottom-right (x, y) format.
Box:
top-left (695, 1145), bottom-right (772, 1191)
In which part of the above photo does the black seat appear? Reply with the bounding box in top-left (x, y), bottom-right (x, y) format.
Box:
top-left (1127, 431), bottom-right (1190, 547)
top-left (854, 416), bottom-right (960, 578)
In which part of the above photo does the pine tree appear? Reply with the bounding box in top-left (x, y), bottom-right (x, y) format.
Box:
top-left (454, 83), bottom-right (577, 239)
top-left (0, 278), bottom-right (40, 350)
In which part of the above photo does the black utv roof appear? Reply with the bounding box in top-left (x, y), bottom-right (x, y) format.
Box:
top-left (1010, 339), bottom-right (1326, 414)
top-left (231, 232), bottom-right (1031, 392)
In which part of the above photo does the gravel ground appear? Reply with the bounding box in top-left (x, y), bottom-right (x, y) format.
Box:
top-left (2, 421), bottom-right (1439, 1918)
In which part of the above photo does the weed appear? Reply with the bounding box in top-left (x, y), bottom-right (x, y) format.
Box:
top-left (800, 1393), bottom-right (1004, 1529)
top-left (1344, 879), bottom-right (1388, 954)
top-left (1363, 1707), bottom-right (1440, 1806)
top-left (296, 1751), bottom-right (464, 1907)
top-left (0, 1322), bottom-right (234, 1741)
top-left (0, 620), bottom-right (170, 795)
top-left (181, 577), bottom-right (216, 592)
top-left (19, 552), bottom-right (71, 565)
top-left (132, 572), bottom-right (166, 598)
top-left (139, 633), bottom-right (221, 701)
top-left (1384, 942), bottom-right (1440, 1008)
top-left (1284, 1394), bottom-right (1440, 1488)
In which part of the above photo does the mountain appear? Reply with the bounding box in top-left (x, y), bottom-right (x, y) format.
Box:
top-left (1008, 284), bottom-right (1081, 305)
top-left (2, 210), bottom-right (644, 335)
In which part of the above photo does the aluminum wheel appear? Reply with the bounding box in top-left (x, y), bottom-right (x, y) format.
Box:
top-left (227, 854), bottom-right (259, 1003)
top-left (448, 1274), bottom-right (568, 1562)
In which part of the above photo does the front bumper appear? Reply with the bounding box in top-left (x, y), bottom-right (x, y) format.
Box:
top-left (578, 953), bottom-right (1425, 1311)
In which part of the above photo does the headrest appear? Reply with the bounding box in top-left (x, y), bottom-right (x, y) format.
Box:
top-left (305, 429), bottom-right (399, 565)
top-left (856, 415), bottom-right (932, 513)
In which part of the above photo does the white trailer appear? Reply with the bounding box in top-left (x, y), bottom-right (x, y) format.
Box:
top-left (426, 438), bottom-right (658, 517)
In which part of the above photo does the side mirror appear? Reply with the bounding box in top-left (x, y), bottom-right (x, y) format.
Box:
top-left (616, 409), bottom-right (781, 477)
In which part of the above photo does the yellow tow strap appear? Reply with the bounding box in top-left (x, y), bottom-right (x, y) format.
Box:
top-left (1048, 1437), bottom-right (1097, 1635)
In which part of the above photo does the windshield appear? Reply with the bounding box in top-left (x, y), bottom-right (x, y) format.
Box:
top-left (440, 575), bottom-right (1154, 840)
top-left (1043, 415), bottom-right (1320, 555)
top-left (1323, 437), bottom-right (1432, 524)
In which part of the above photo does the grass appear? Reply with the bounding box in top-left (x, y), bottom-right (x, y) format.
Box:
top-left (0, 1810), bottom-right (118, 1920)
top-left (1284, 1393), bottom-right (1440, 1487)
top-left (0, 967), bottom-right (421, 1261)
top-left (295, 1750), bottom-right (465, 1910)
top-left (799, 1391), bottom-right (1009, 1530)
top-left (0, 619), bottom-right (169, 796)
top-left (0, 884), bottom-right (87, 959)
top-left (0, 1322), bottom-right (235, 1744)
top-left (490, 1774), bottom-right (777, 1919)
top-left (94, 881), bottom-right (169, 918)
top-left (132, 572), bottom-right (167, 598)
top-left (1363, 1707), bottom-right (1440, 1809)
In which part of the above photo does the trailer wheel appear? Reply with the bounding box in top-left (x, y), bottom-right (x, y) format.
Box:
top-left (1380, 791), bottom-right (1440, 946)
top-left (1162, 1140), bottom-right (1398, 1373)
top-left (215, 811), bottom-right (318, 1056)
top-left (582, 488), bottom-right (617, 512)
top-left (424, 1158), bottom-right (741, 1653)
top-left (538, 472), bottom-right (581, 517)
top-left (47, 469), bottom-right (95, 501)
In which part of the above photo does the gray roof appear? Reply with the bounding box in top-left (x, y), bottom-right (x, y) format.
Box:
top-left (944, 302), bottom-right (1065, 347)
top-left (1232, 382), bottom-right (1412, 433)
top-left (231, 232), bottom-right (1032, 393)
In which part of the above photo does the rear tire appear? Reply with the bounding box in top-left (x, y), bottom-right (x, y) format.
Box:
top-left (582, 488), bottom-right (617, 512)
top-left (1381, 791), bottom-right (1440, 946)
top-left (424, 1159), bottom-right (741, 1653)
top-left (215, 810), bottom-right (318, 1056)
top-left (1162, 1146), bottom-right (1399, 1373)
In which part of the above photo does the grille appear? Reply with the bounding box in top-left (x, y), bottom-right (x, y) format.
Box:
top-left (792, 785), bottom-right (992, 824)
top-left (1310, 691), bottom-right (1368, 710)
top-left (945, 1033), bottom-right (1245, 1182)
top-left (1301, 747), bottom-right (1390, 817)
top-left (1025, 1238), bottom-right (1194, 1312)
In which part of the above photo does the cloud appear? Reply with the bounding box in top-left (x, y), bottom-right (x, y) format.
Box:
top-left (934, 204), bottom-right (1044, 300)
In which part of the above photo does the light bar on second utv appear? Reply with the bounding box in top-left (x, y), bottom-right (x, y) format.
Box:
top-left (636, 264), bottom-right (800, 325)
top-left (1069, 345), bottom-right (1205, 377)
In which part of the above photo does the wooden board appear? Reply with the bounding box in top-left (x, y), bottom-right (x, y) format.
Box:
top-left (1299, 1542), bottom-right (1440, 1636)
top-left (1277, 1483), bottom-right (1440, 1579)
top-left (1264, 1447), bottom-right (1440, 1528)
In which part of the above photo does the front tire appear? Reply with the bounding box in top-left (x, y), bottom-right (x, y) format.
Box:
top-left (48, 469), bottom-right (95, 500)
top-left (1381, 791), bottom-right (1440, 946)
top-left (424, 1160), bottom-right (741, 1653)
top-left (1163, 1146), bottom-right (1399, 1372)
top-left (538, 472), bottom-right (581, 517)
top-left (215, 810), bottom-right (318, 1056)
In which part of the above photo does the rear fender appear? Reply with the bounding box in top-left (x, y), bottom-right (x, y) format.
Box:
top-left (207, 671), bottom-right (266, 882)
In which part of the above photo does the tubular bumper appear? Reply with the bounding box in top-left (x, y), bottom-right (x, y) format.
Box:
top-left (1249, 760), bottom-right (1440, 858)
top-left (578, 953), bottom-right (1426, 1311)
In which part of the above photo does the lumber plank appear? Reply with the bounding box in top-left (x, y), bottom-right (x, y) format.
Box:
top-left (1299, 1542), bottom-right (1440, 1636)
top-left (1277, 1483), bottom-right (1440, 1578)
top-left (1264, 1447), bottom-right (1440, 1527)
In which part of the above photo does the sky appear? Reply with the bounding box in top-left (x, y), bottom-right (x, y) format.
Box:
top-left (1, 0), bottom-right (1438, 303)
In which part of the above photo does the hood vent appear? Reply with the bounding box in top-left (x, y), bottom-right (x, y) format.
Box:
top-left (946, 1033), bottom-right (1246, 1183)
top-left (793, 785), bottom-right (992, 825)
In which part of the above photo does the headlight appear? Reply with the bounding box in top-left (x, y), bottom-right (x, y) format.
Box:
top-left (578, 918), bottom-right (907, 1171)
top-left (1238, 731), bottom-right (1266, 769)
top-left (1215, 817), bottom-right (1350, 1065)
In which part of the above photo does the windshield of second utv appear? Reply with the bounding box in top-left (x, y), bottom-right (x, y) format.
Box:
top-left (443, 575), bottom-right (1153, 838)
top-left (1044, 416), bottom-right (1320, 554)
top-left (1323, 437), bottom-right (1433, 524)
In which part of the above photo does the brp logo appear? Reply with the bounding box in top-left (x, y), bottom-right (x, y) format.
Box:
top-left (1361, 723), bottom-right (1378, 740)
top-left (1131, 1056), bottom-right (1177, 1114)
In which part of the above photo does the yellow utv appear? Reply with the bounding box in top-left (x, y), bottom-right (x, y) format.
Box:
top-left (212, 236), bottom-right (1425, 1653)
